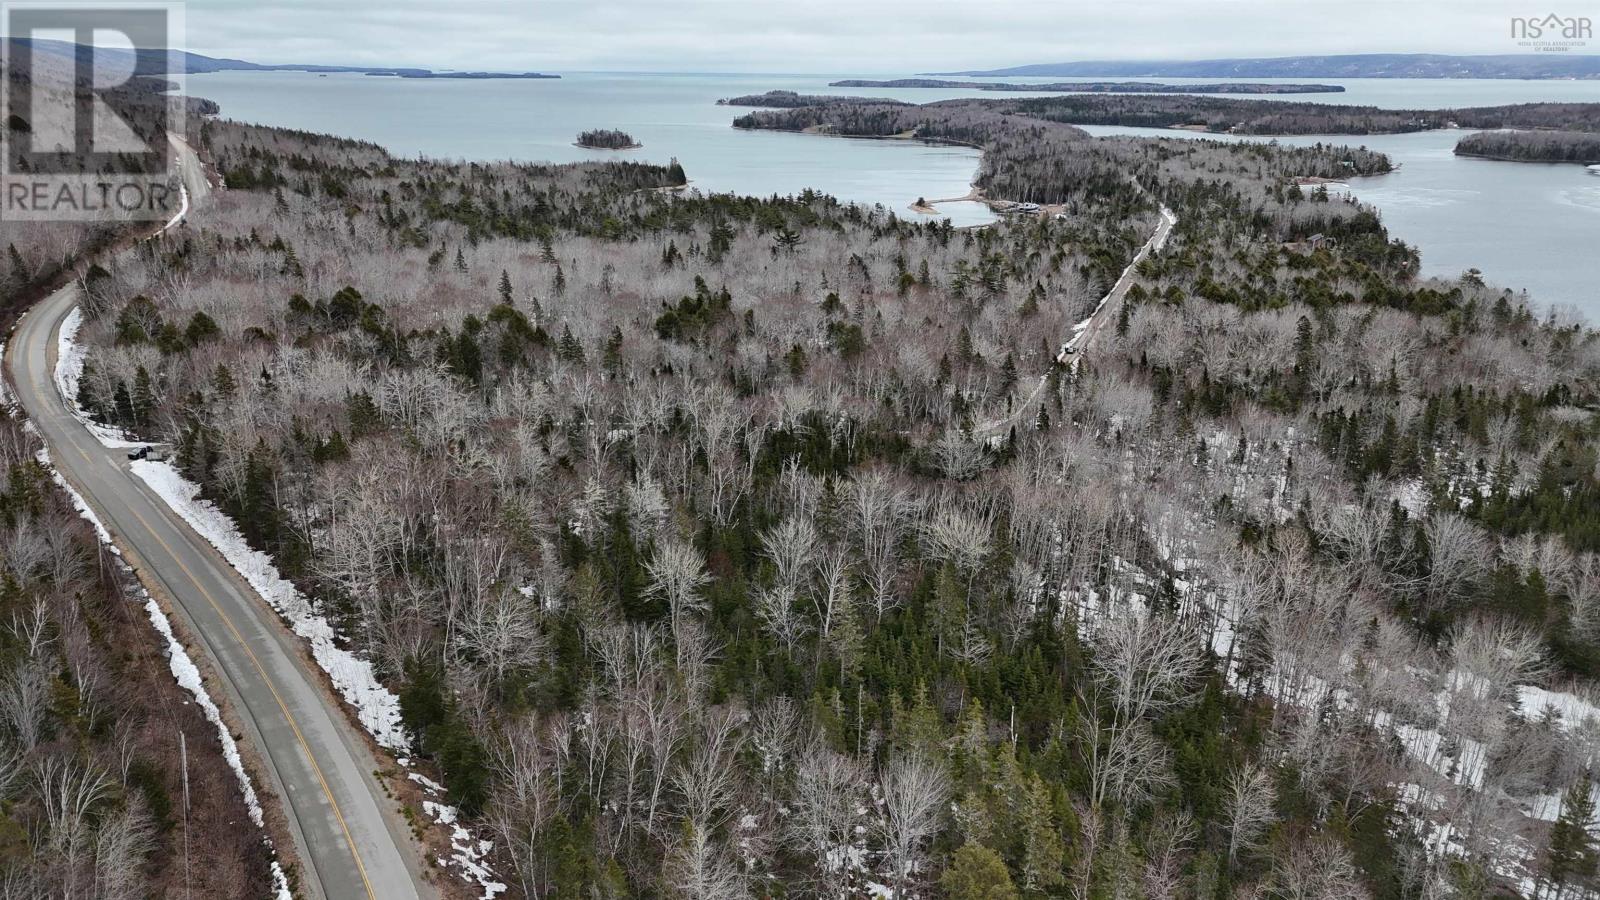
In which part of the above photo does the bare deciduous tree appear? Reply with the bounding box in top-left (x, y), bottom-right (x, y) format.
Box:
top-left (878, 752), bottom-right (949, 899)
top-left (1224, 761), bottom-right (1278, 865)
top-left (1090, 613), bottom-right (1206, 723)
top-left (787, 745), bottom-right (864, 897)
top-left (647, 539), bottom-right (712, 639)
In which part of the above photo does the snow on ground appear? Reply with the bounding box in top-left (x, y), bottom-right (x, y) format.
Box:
top-left (142, 592), bottom-right (265, 826)
top-left (53, 307), bottom-right (143, 448)
top-left (49, 320), bottom-right (505, 894)
top-left (29, 436), bottom-right (117, 548)
top-left (408, 771), bottom-right (447, 794)
top-left (414, 781), bottom-right (507, 898)
top-left (21, 171), bottom-right (294, 900)
top-left (1518, 685), bottom-right (1600, 731)
top-left (128, 458), bottom-right (411, 750)
top-left (30, 416), bottom-right (292, 899)
top-left (143, 585), bottom-right (292, 899)
top-left (160, 183), bottom-right (189, 235)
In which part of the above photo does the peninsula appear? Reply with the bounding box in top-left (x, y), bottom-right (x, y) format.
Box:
top-left (830, 78), bottom-right (1346, 94)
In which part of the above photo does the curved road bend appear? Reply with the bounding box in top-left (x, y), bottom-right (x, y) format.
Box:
top-left (5, 137), bottom-right (430, 900)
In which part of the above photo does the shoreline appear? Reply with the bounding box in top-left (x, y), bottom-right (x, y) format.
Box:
top-left (1453, 149), bottom-right (1600, 165)
top-left (738, 122), bottom-right (996, 223)
top-left (573, 141), bottom-right (644, 150)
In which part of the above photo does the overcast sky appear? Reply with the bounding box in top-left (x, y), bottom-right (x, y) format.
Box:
top-left (182, 0), bottom-right (1589, 72)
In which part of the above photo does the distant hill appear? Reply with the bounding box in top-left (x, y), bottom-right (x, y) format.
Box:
top-left (931, 53), bottom-right (1600, 80)
top-left (6, 38), bottom-right (559, 79)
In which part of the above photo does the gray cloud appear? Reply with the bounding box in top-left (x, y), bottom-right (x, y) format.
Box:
top-left (181, 0), bottom-right (1580, 72)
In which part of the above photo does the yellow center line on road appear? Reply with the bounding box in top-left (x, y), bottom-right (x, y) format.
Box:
top-left (119, 500), bottom-right (378, 900)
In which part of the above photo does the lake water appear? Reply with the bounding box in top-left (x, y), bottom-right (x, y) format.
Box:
top-left (185, 71), bottom-right (1600, 316)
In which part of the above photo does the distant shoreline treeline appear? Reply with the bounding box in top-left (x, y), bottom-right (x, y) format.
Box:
top-left (726, 91), bottom-right (1600, 137)
top-left (829, 78), bottom-right (1346, 94)
top-left (931, 52), bottom-right (1600, 80)
top-left (719, 91), bottom-right (909, 108)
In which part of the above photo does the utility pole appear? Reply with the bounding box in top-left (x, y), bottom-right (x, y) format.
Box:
top-left (180, 731), bottom-right (191, 900)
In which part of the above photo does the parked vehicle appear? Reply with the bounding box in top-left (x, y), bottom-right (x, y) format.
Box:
top-left (126, 444), bottom-right (171, 462)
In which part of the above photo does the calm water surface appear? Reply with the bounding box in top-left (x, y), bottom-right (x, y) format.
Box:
top-left (185, 71), bottom-right (995, 225)
top-left (186, 71), bottom-right (1600, 316)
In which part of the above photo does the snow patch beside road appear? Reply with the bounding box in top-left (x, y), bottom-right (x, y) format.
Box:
top-left (22, 399), bottom-right (292, 900)
top-left (142, 587), bottom-right (294, 900)
top-left (414, 774), bottom-right (507, 897)
top-left (53, 306), bottom-right (142, 448)
top-left (31, 438), bottom-right (116, 547)
top-left (128, 459), bottom-right (412, 750)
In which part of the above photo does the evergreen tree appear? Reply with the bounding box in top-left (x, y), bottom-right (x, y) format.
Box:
top-left (112, 380), bottom-right (134, 425)
top-left (185, 311), bottom-right (221, 346)
top-left (499, 269), bottom-right (514, 305)
top-left (213, 363), bottom-right (237, 400)
top-left (557, 325), bottom-right (585, 365)
top-left (774, 227), bottom-right (802, 255)
top-left (347, 391), bottom-right (382, 437)
top-left (239, 441), bottom-right (284, 553)
top-left (132, 367), bottom-right (156, 426)
top-left (999, 353), bottom-right (1018, 395)
top-left (1547, 776), bottom-right (1598, 898)
top-left (1019, 774), bottom-right (1066, 892)
top-left (830, 593), bottom-right (864, 678)
top-left (602, 326), bottom-right (625, 374)
top-left (7, 243), bottom-right (28, 284)
top-left (941, 844), bottom-right (1017, 900)
top-left (707, 220), bottom-right (734, 263)
top-left (932, 563), bottom-right (966, 657)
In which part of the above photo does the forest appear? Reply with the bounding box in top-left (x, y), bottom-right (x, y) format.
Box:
top-left (1454, 130), bottom-right (1600, 164)
top-left (0, 47), bottom-right (272, 900)
top-left (24, 72), bottom-right (1600, 900)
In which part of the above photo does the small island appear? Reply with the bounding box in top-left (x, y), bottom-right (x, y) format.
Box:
top-left (575, 128), bottom-right (643, 150)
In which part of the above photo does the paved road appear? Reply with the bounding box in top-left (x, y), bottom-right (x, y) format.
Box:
top-left (978, 202), bottom-right (1177, 436)
top-left (5, 137), bottom-right (430, 900)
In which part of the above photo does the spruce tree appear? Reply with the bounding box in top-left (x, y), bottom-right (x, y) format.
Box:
top-left (941, 844), bottom-right (1017, 900)
top-left (1548, 776), bottom-right (1598, 898)
top-left (213, 363), bottom-right (237, 400)
top-left (7, 243), bottom-right (28, 285)
top-left (347, 391), bottom-right (381, 437)
top-left (1019, 774), bottom-right (1065, 892)
top-left (602, 326), bottom-right (624, 374)
top-left (132, 367), bottom-right (156, 426)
